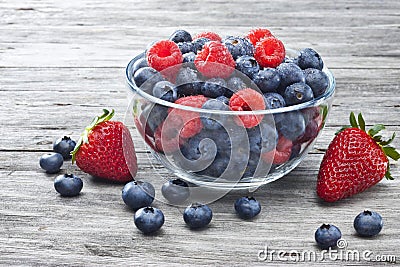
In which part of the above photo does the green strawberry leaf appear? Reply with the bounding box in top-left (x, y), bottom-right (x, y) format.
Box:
top-left (379, 132), bottom-right (396, 146)
top-left (368, 124), bottom-right (385, 137)
top-left (358, 113), bottom-right (366, 131)
top-left (349, 112), bottom-right (358, 128)
top-left (335, 125), bottom-right (351, 135)
top-left (71, 109), bottom-right (115, 164)
top-left (385, 165), bottom-right (395, 180)
top-left (382, 146), bottom-right (400, 161)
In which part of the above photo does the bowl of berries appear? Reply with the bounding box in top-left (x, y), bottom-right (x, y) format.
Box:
top-left (125, 28), bottom-right (335, 189)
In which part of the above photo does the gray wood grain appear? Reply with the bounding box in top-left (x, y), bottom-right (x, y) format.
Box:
top-left (1, 0), bottom-right (399, 266)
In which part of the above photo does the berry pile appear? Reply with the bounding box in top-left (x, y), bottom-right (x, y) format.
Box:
top-left (132, 28), bottom-right (331, 180)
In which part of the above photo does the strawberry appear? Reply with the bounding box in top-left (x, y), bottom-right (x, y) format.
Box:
top-left (317, 112), bottom-right (399, 202)
top-left (71, 109), bottom-right (137, 182)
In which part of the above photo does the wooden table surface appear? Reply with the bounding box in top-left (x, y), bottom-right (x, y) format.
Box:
top-left (1, 0), bottom-right (399, 266)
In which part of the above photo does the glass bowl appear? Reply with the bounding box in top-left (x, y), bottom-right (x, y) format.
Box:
top-left (125, 49), bottom-right (335, 189)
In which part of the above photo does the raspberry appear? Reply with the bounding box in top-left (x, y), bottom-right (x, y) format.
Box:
top-left (194, 41), bottom-right (235, 79)
top-left (146, 40), bottom-right (183, 73)
top-left (168, 95), bottom-right (208, 138)
top-left (254, 37), bottom-right (285, 68)
top-left (154, 122), bottom-right (185, 153)
top-left (229, 88), bottom-right (266, 128)
top-left (193, 32), bottom-right (222, 42)
top-left (246, 28), bottom-right (274, 46)
top-left (261, 136), bottom-right (293, 164)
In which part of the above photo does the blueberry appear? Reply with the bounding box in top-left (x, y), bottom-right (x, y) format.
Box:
top-left (134, 207), bottom-right (165, 234)
top-left (122, 181), bottom-right (155, 211)
top-left (39, 153), bottom-right (63, 173)
top-left (54, 174), bottom-right (83, 197)
top-left (304, 68), bottom-right (329, 98)
top-left (197, 154), bottom-right (230, 178)
top-left (192, 37), bottom-right (210, 52)
top-left (132, 57), bottom-right (148, 75)
top-left (153, 81), bottom-right (178, 102)
top-left (283, 56), bottom-right (299, 65)
top-left (201, 99), bottom-right (229, 130)
top-left (297, 48), bottom-right (324, 70)
top-left (290, 143), bottom-right (302, 160)
top-left (216, 95), bottom-right (230, 105)
top-left (169, 29), bottom-right (192, 43)
top-left (236, 56), bottom-right (260, 79)
top-left (354, 210), bottom-right (383, 237)
top-left (276, 63), bottom-right (305, 93)
top-left (183, 203), bottom-right (213, 229)
top-left (248, 122), bottom-right (278, 153)
top-left (53, 136), bottom-right (76, 160)
top-left (226, 76), bottom-right (247, 97)
top-left (176, 67), bottom-right (200, 96)
top-left (181, 131), bottom-right (218, 162)
top-left (264, 92), bottom-right (286, 109)
top-left (234, 196), bottom-right (261, 219)
top-left (161, 179), bottom-right (190, 205)
top-left (201, 78), bottom-right (227, 98)
top-left (139, 104), bottom-right (168, 137)
top-left (296, 119), bottom-right (319, 143)
top-left (133, 67), bottom-right (164, 93)
top-left (275, 111), bottom-right (306, 141)
top-left (182, 52), bottom-right (196, 63)
top-left (253, 68), bottom-right (281, 93)
top-left (223, 36), bottom-right (254, 59)
top-left (283, 82), bottom-right (314, 106)
top-left (177, 42), bottom-right (195, 54)
top-left (315, 224), bottom-right (342, 249)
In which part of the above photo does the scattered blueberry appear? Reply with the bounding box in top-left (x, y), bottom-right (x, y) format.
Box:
top-left (275, 111), bottom-right (306, 141)
top-left (39, 153), bottom-right (63, 173)
top-left (134, 207), bottom-right (165, 234)
top-left (132, 57), bottom-right (148, 75)
top-left (201, 99), bottom-right (230, 130)
top-left (304, 68), bottom-right (329, 98)
top-left (54, 174), bottom-right (83, 197)
top-left (236, 56), bottom-right (260, 79)
top-left (276, 63), bottom-right (305, 93)
top-left (297, 48), bottom-right (324, 70)
top-left (153, 81), bottom-right (178, 102)
top-left (253, 68), bottom-right (281, 93)
top-left (201, 78), bottom-right (227, 98)
top-left (354, 210), bottom-right (383, 237)
top-left (161, 179), bottom-right (190, 204)
top-left (315, 224), bottom-right (342, 249)
top-left (263, 92), bottom-right (286, 109)
top-left (283, 82), bottom-right (314, 106)
top-left (223, 36), bottom-right (254, 59)
top-left (53, 136), bottom-right (76, 160)
top-left (183, 203), bottom-right (213, 229)
top-left (169, 29), bottom-right (192, 43)
top-left (234, 196), bottom-right (261, 219)
top-left (122, 181), bottom-right (155, 211)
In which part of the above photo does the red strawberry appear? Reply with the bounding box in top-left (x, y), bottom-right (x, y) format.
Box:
top-left (71, 109), bottom-right (137, 182)
top-left (317, 112), bottom-right (399, 202)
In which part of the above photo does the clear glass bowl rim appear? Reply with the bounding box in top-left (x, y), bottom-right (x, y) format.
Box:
top-left (125, 49), bottom-right (336, 115)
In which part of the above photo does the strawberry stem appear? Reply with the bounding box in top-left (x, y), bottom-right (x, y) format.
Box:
top-left (71, 109), bottom-right (115, 163)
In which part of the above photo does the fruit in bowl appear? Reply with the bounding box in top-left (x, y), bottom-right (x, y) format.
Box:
top-left (126, 28), bottom-right (335, 189)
